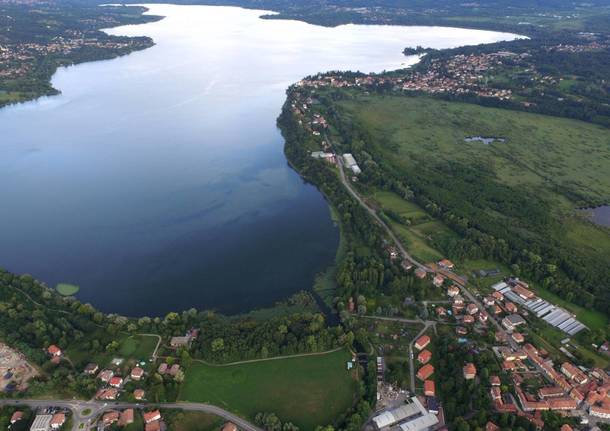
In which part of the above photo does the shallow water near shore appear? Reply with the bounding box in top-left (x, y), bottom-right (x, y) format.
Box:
top-left (0, 4), bottom-right (520, 316)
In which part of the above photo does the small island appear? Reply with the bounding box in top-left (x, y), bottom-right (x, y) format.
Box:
top-left (55, 283), bottom-right (80, 296)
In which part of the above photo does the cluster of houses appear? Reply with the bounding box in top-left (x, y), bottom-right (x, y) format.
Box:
top-left (101, 409), bottom-right (136, 429)
top-left (294, 51), bottom-right (527, 102)
top-left (0, 36), bottom-right (148, 79)
top-left (91, 360), bottom-right (147, 401)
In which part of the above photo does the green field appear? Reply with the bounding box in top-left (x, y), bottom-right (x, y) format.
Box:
top-left (65, 333), bottom-right (157, 366)
top-left (179, 349), bottom-right (358, 430)
top-left (55, 283), bottom-right (80, 296)
top-left (118, 335), bottom-right (158, 359)
top-left (340, 95), bottom-right (610, 206)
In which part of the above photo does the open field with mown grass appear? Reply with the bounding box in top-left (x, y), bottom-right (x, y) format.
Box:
top-left (179, 349), bottom-right (358, 430)
top-left (65, 333), bottom-right (157, 366)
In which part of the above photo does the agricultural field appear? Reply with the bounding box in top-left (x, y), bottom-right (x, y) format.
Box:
top-left (179, 349), bottom-right (358, 430)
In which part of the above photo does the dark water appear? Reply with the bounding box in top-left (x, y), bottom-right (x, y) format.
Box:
top-left (585, 206), bottom-right (610, 227)
top-left (0, 5), bottom-right (519, 316)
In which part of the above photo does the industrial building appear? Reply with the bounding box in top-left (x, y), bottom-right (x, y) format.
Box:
top-left (372, 397), bottom-right (438, 430)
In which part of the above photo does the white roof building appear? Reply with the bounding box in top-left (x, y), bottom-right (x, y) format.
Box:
top-left (30, 415), bottom-right (52, 431)
top-left (372, 397), bottom-right (438, 430)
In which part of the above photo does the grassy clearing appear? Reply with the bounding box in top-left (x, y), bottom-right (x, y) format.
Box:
top-left (65, 333), bottom-right (157, 366)
top-left (118, 335), bottom-right (158, 360)
top-left (164, 411), bottom-right (222, 431)
top-left (179, 349), bottom-right (358, 430)
top-left (55, 283), bottom-right (80, 296)
top-left (535, 286), bottom-right (608, 331)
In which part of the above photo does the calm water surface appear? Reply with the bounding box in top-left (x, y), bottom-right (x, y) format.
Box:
top-left (0, 5), bottom-right (519, 316)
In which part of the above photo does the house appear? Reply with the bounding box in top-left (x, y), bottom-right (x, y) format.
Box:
top-left (170, 335), bottom-right (192, 349)
top-left (98, 369), bottom-right (114, 383)
top-left (424, 380), bottom-right (435, 396)
top-left (84, 363), bottom-right (98, 375)
top-left (513, 285), bottom-right (535, 300)
top-left (510, 333), bottom-right (524, 344)
top-left (561, 362), bottom-right (588, 384)
top-left (453, 295), bottom-right (464, 306)
top-left (131, 367), bottom-right (144, 381)
top-left (10, 411), bottom-right (23, 424)
top-left (447, 285), bottom-right (460, 297)
top-left (50, 413), bottom-right (65, 429)
top-left (418, 349), bottom-right (432, 364)
top-left (414, 335), bottom-right (431, 351)
top-left (96, 388), bottom-right (118, 400)
top-left (479, 311), bottom-right (489, 323)
top-left (145, 421), bottom-right (161, 431)
top-left (168, 364), bottom-right (181, 376)
top-left (143, 411), bottom-right (161, 424)
top-left (548, 397), bottom-right (577, 410)
top-left (433, 274), bottom-right (445, 288)
top-left (119, 409), bottom-right (134, 426)
top-left (538, 386), bottom-right (565, 399)
top-left (505, 302), bottom-right (518, 313)
top-left (222, 423), bottom-right (238, 431)
top-left (47, 345), bottom-right (62, 357)
top-left (415, 268), bottom-right (427, 279)
top-left (157, 363), bottom-right (168, 374)
top-left (466, 303), bottom-right (479, 315)
top-left (463, 315), bottom-right (475, 324)
top-left (560, 425), bottom-right (573, 431)
top-left (490, 387), bottom-right (502, 401)
top-left (502, 314), bottom-right (526, 331)
top-left (30, 415), bottom-right (52, 431)
top-left (134, 389), bottom-right (145, 400)
top-left (109, 376), bottom-right (123, 388)
top-left (492, 305), bottom-right (503, 315)
top-left (463, 363), bottom-right (477, 380)
top-left (456, 326), bottom-right (468, 335)
top-left (483, 296), bottom-right (495, 306)
top-left (438, 259), bottom-right (454, 270)
top-left (486, 422), bottom-right (500, 431)
top-left (103, 411), bottom-right (120, 426)
top-left (417, 364), bottom-right (434, 381)
top-left (491, 291), bottom-right (504, 301)
top-left (435, 306), bottom-right (447, 317)
top-left (490, 375), bottom-right (501, 386)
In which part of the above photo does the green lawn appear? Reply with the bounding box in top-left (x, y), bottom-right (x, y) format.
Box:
top-left (179, 349), bottom-right (358, 430)
top-left (118, 335), bottom-right (158, 360)
top-left (65, 333), bottom-right (157, 367)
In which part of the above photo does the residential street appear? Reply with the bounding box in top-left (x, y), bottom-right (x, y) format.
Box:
top-left (0, 399), bottom-right (263, 431)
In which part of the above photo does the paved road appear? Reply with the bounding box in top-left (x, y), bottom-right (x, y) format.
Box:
top-left (337, 157), bottom-right (429, 272)
top-left (0, 399), bottom-right (263, 431)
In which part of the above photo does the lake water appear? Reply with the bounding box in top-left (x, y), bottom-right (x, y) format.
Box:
top-left (0, 4), bottom-right (520, 316)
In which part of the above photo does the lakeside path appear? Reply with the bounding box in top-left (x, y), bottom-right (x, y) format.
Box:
top-left (0, 399), bottom-right (263, 431)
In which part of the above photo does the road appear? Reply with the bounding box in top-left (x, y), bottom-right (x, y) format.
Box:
top-left (0, 399), bottom-right (263, 431)
top-left (337, 157), bottom-right (429, 272)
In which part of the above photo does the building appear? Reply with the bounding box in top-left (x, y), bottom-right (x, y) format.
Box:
top-left (512, 332), bottom-right (524, 343)
top-left (433, 274), bottom-right (445, 288)
top-left (103, 411), bottom-right (120, 426)
top-left (157, 363), bottom-right (168, 374)
top-left (145, 421), bottom-right (161, 431)
top-left (424, 380), bottom-right (435, 396)
top-left (10, 412), bottom-right (23, 424)
top-left (490, 387), bottom-right (502, 401)
top-left (435, 306), bottom-right (447, 317)
top-left (372, 397), bottom-right (438, 430)
top-left (490, 376), bottom-right (501, 386)
top-left (119, 409), bottom-right (135, 426)
top-left (548, 397), bottom-right (577, 410)
top-left (438, 259), bottom-right (454, 270)
top-left (131, 367), bottom-right (144, 381)
top-left (486, 422), bottom-right (500, 431)
top-left (169, 364), bottom-right (181, 376)
top-left (50, 413), bottom-right (65, 430)
top-left (98, 369), bottom-right (114, 383)
top-left (170, 335), bottom-right (192, 349)
top-left (479, 311), bottom-right (489, 323)
top-left (590, 403), bottom-right (610, 418)
top-left (222, 422), bottom-right (238, 431)
top-left (466, 304), bottom-right (479, 315)
top-left (463, 315), bottom-right (475, 324)
top-left (414, 335), bottom-right (431, 351)
top-left (463, 363), bottom-right (477, 380)
top-left (447, 285), bottom-right (460, 297)
top-left (47, 345), bottom-right (61, 357)
top-left (30, 415), bottom-right (52, 431)
top-left (418, 349), bottom-right (432, 364)
top-left (109, 376), bottom-right (123, 388)
top-left (502, 314), bottom-right (526, 331)
top-left (134, 389), bottom-right (145, 400)
top-left (538, 386), bottom-right (565, 398)
top-left (342, 153), bottom-right (361, 175)
top-left (417, 364), bottom-right (434, 381)
top-left (84, 363), bottom-right (98, 375)
top-left (96, 388), bottom-right (118, 400)
top-left (143, 411), bottom-right (161, 424)
top-left (415, 268), bottom-right (427, 279)
top-left (561, 362), bottom-right (588, 384)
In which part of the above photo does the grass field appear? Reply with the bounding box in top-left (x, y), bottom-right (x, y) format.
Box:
top-left (179, 349), bottom-right (358, 430)
top-left (164, 411), bottom-right (222, 431)
top-left (55, 283), bottom-right (80, 296)
top-left (65, 333), bottom-right (157, 366)
top-left (340, 96), bottom-right (610, 206)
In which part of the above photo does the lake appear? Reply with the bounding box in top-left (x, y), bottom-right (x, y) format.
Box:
top-left (0, 4), bottom-right (520, 316)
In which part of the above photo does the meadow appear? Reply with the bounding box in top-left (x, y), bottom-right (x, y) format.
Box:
top-left (179, 349), bottom-right (358, 430)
